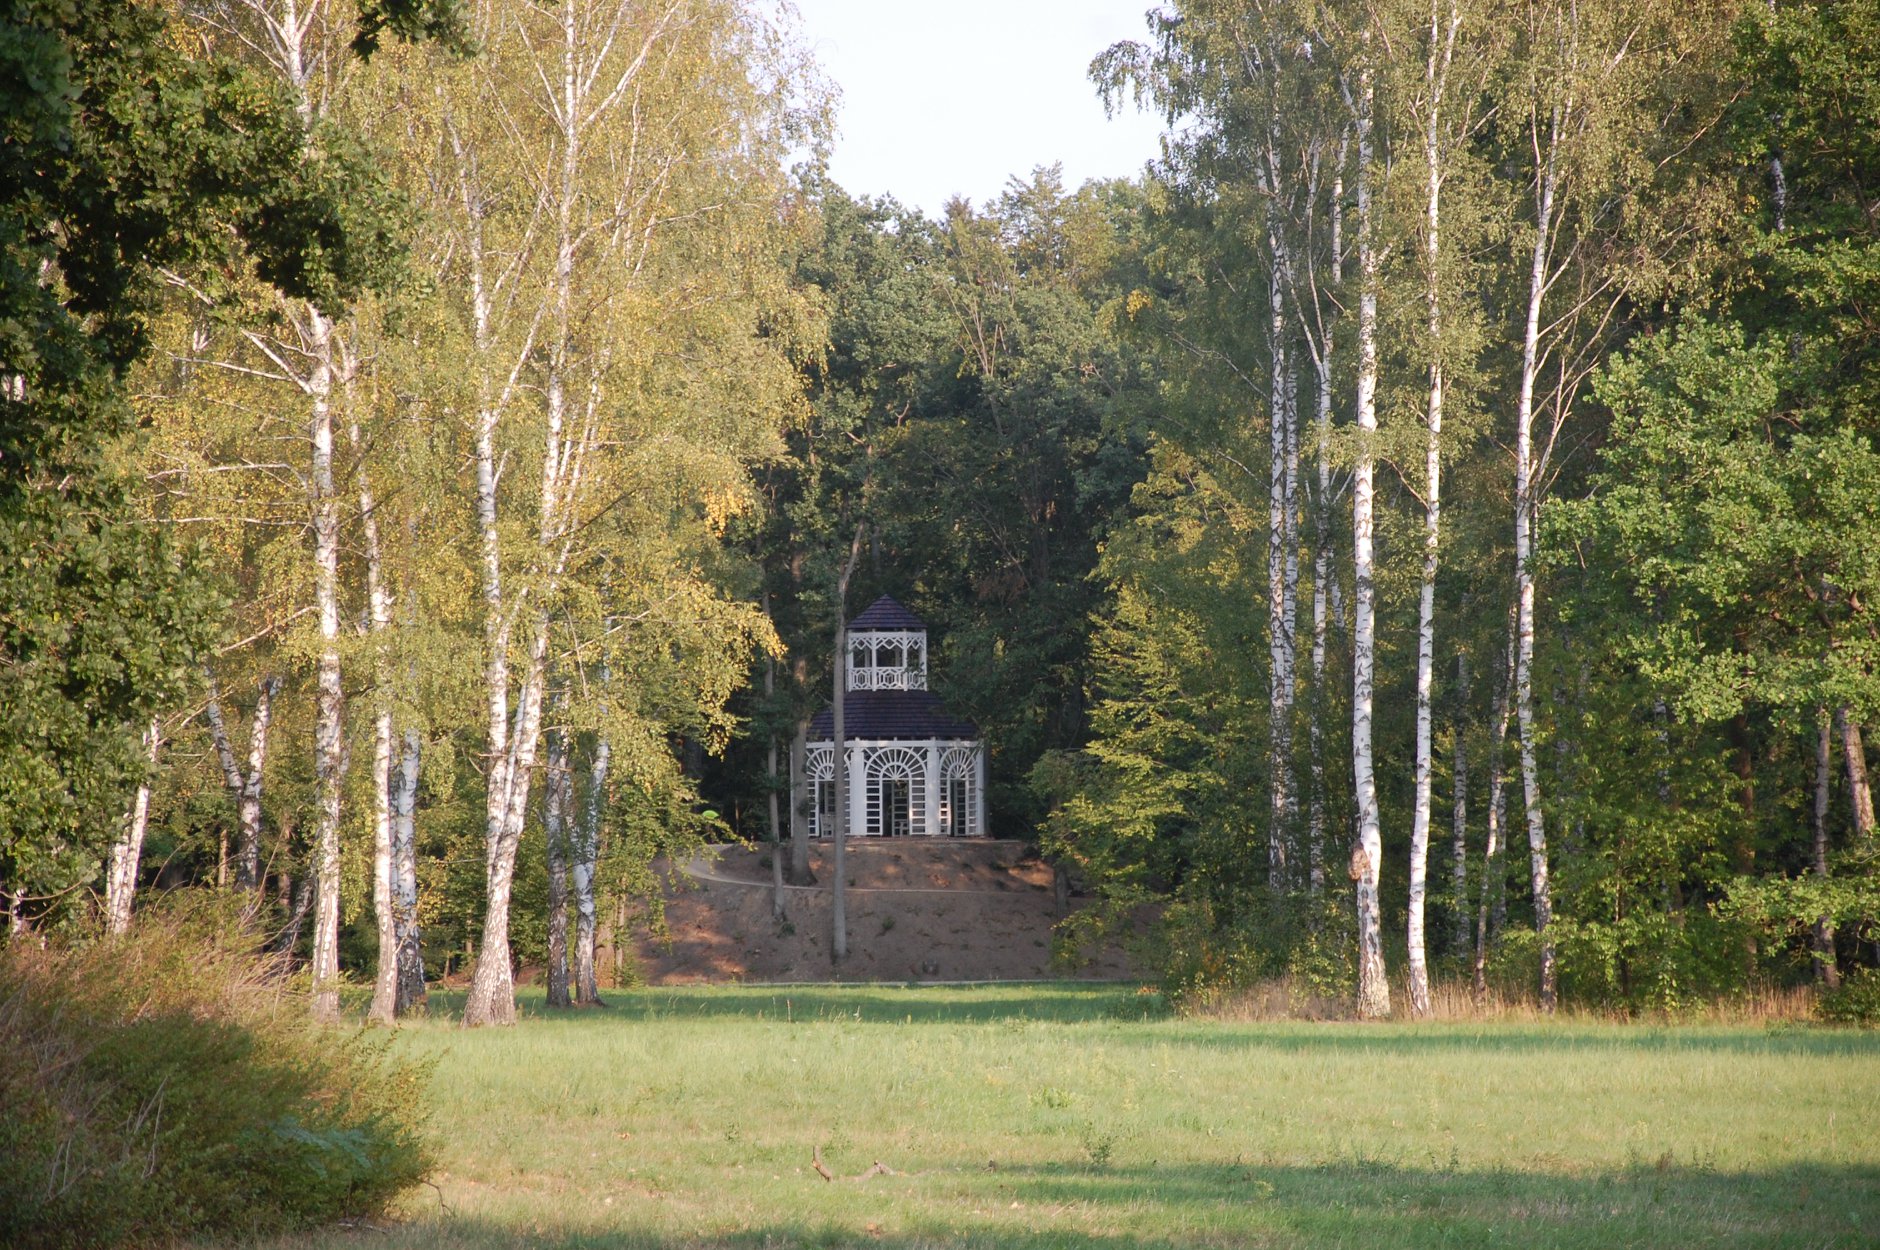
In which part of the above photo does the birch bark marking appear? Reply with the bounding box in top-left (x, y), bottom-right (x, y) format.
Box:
top-left (105, 720), bottom-right (161, 935)
top-left (1349, 49), bottom-right (1390, 1020)
top-left (831, 524), bottom-right (865, 962)
top-left (1813, 714), bottom-right (1839, 986)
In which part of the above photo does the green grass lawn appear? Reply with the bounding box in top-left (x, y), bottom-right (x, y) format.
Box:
top-left (262, 984), bottom-right (1880, 1249)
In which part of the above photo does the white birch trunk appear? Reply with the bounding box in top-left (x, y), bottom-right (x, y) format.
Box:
top-left (1449, 649), bottom-right (1471, 957)
top-left (1267, 232), bottom-right (1296, 891)
top-left (574, 732), bottom-right (608, 1004)
top-left (1306, 142), bottom-right (1346, 900)
top-left (1473, 609), bottom-right (1516, 998)
top-left (205, 670), bottom-right (280, 898)
top-left (354, 397), bottom-right (400, 1027)
top-left (105, 720), bottom-right (161, 935)
top-left (1407, 1), bottom-right (1456, 1018)
top-left (1514, 128), bottom-right (1559, 1011)
top-left (392, 727), bottom-right (426, 1010)
top-left (308, 302), bottom-right (345, 1022)
top-left (1814, 714), bottom-right (1839, 987)
top-left (544, 725), bottom-right (573, 1009)
top-left (1349, 54), bottom-right (1389, 1020)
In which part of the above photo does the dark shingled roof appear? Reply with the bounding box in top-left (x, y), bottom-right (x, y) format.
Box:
top-left (809, 690), bottom-right (978, 742)
top-left (848, 595), bottom-right (926, 632)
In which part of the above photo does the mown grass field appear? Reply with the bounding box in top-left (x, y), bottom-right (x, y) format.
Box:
top-left (260, 984), bottom-right (1880, 1249)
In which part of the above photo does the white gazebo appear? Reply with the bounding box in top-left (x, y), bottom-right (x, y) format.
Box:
top-left (795, 596), bottom-right (987, 838)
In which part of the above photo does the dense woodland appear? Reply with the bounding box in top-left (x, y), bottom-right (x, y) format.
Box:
top-left (4, 0), bottom-right (1880, 1024)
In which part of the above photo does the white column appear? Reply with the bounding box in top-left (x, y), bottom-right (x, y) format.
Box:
top-left (848, 742), bottom-right (867, 838)
top-left (924, 740), bottom-right (941, 835)
top-left (973, 745), bottom-right (988, 836)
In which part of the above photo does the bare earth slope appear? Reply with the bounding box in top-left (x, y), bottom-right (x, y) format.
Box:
top-left (626, 839), bottom-right (1134, 984)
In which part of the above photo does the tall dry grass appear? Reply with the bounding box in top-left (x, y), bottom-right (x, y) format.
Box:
top-left (0, 903), bottom-right (431, 1249)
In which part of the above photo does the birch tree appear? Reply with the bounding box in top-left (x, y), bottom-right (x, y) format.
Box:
top-left (418, 0), bottom-right (817, 1024)
top-left (1393, 0), bottom-right (1503, 1018)
top-left (1495, 0), bottom-right (1696, 1009)
top-left (104, 720), bottom-right (163, 935)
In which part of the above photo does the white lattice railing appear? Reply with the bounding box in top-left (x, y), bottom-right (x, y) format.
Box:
top-left (849, 666), bottom-right (921, 691)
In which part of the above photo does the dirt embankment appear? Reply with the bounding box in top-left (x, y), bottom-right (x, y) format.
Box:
top-left (624, 840), bottom-right (1135, 985)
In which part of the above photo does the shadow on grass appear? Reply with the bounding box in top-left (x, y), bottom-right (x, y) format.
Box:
top-left (419, 983), bottom-right (1143, 1025)
top-left (291, 1159), bottom-right (1880, 1249)
top-left (405, 985), bottom-right (1880, 1057)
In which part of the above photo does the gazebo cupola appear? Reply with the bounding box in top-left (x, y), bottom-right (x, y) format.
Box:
top-left (796, 596), bottom-right (987, 839)
top-left (846, 596), bottom-right (929, 691)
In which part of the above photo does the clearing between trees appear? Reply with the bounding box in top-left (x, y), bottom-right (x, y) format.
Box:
top-left (250, 985), bottom-right (1880, 1250)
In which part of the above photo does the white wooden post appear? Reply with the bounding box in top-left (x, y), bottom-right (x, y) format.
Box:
top-left (973, 747), bottom-right (988, 836)
top-left (924, 739), bottom-right (941, 835)
top-left (848, 742), bottom-right (867, 838)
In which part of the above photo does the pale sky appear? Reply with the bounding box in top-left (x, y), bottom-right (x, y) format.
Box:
top-left (787, 0), bottom-right (1168, 216)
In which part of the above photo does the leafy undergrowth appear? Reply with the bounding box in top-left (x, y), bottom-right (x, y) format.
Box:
top-left (0, 907), bottom-right (430, 1249)
top-left (243, 983), bottom-right (1880, 1250)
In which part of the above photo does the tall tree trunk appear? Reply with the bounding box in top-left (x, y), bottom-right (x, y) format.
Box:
top-left (544, 725), bottom-right (573, 1009)
top-left (831, 524), bottom-right (865, 963)
top-left (1267, 223), bottom-right (1296, 892)
top-left (574, 732), bottom-right (609, 1005)
top-left (1406, 5), bottom-right (1454, 1017)
top-left (1813, 714), bottom-right (1840, 987)
top-left (392, 727), bottom-right (427, 1011)
top-left (204, 670), bottom-right (280, 900)
top-left (1349, 52), bottom-right (1389, 1021)
top-left (105, 719), bottom-right (161, 935)
top-left (1450, 649), bottom-right (1471, 958)
top-left (571, 733), bottom-right (609, 1007)
top-left (355, 395), bottom-right (400, 1027)
top-left (1513, 116), bottom-right (1560, 1013)
top-left (1474, 609), bottom-right (1516, 999)
top-left (766, 648), bottom-right (786, 922)
top-left (308, 304), bottom-right (345, 1023)
top-left (1838, 709), bottom-right (1874, 841)
top-left (790, 719), bottom-right (813, 885)
top-left (1305, 135), bottom-right (1347, 901)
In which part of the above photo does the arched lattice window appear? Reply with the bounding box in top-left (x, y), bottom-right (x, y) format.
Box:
top-left (864, 745), bottom-right (927, 836)
top-left (806, 745), bottom-right (837, 838)
top-left (940, 744), bottom-right (977, 837)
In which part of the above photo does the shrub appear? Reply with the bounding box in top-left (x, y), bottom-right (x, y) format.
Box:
top-left (1819, 968), bottom-right (1880, 1027)
top-left (0, 904), bottom-right (431, 1248)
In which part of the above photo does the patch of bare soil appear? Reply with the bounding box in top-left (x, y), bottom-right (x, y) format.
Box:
top-left (625, 840), bottom-right (1135, 984)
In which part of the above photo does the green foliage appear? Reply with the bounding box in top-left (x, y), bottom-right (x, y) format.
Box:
top-left (0, 906), bottom-right (431, 1248)
top-left (1819, 968), bottom-right (1880, 1027)
top-left (0, 0), bottom-right (417, 919)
